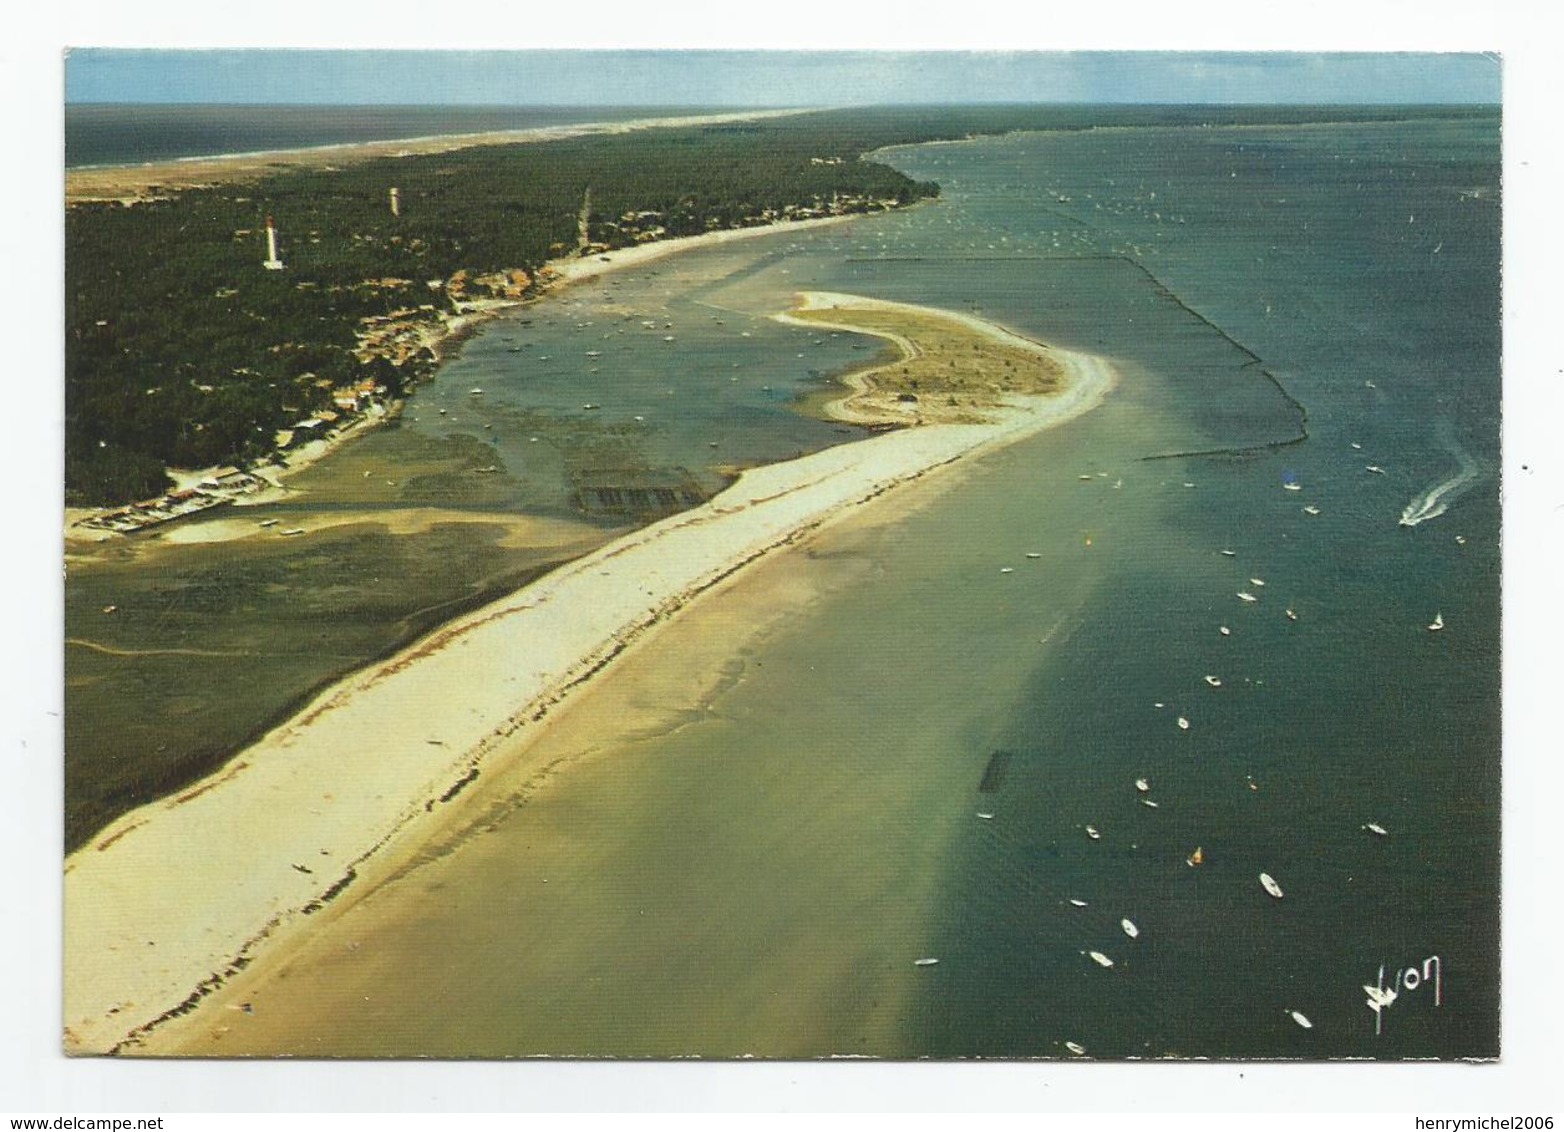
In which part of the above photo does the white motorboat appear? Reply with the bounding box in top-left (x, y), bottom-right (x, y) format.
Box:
top-left (1088, 951), bottom-right (1114, 968)
top-left (1365, 822), bottom-right (1388, 836)
top-left (1290, 1010), bottom-right (1313, 1029)
top-left (1204, 675), bottom-right (1222, 687)
top-left (1121, 919), bottom-right (1139, 938)
top-left (1238, 592), bottom-right (1258, 602)
top-left (1260, 872), bottom-right (1284, 898)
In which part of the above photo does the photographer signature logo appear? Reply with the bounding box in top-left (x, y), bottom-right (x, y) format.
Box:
top-left (1364, 955), bottom-right (1442, 1035)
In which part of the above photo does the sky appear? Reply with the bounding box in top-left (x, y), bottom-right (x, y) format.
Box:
top-left (64, 49), bottom-right (1502, 106)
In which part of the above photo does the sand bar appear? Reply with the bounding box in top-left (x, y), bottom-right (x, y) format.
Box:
top-left (64, 294), bottom-right (1115, 1054)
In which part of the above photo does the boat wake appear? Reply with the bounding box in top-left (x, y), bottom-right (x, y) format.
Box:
top-left (1399, 421), bottom-right (1484, 527)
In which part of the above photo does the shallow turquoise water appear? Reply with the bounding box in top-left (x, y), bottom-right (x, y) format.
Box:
top-left (150, 112), bottom-right (1502, 1060)
top-left (376, 113), bottom-right (1502, 1058)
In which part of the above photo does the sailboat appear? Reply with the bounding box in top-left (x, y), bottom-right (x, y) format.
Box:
top-left (1428, 613), bottom-right (1445, 632)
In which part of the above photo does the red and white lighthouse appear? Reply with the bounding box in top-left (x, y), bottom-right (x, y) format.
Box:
top-left (263, 215), bottom-right (285, 271)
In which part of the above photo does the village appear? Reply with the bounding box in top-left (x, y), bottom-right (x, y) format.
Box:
top-left (69, 184), bottom-right (909, 540)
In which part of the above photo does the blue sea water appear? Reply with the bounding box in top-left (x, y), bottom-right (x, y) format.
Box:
top-left (85, 108), bottom-right (1500, 1059)
top-left (432, 111), bottom-right (1502, 1058)
top-left (63, 104), bottom-right (716, 168)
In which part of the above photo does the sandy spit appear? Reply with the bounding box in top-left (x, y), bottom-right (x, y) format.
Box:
top-left (63, 296), bottom-right (1115, 1055)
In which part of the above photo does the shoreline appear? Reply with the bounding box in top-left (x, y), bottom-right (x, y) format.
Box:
top-left (64, 295), bottom-right (1116, 1055)
top-left (64, 108), bottom-right (815, 203)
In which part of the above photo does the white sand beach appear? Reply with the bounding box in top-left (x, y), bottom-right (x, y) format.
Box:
top-left (63, 295), bottom-right (1115, 1054)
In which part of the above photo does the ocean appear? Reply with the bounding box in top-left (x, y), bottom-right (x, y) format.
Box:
top-left (63, 104), bottom-right (718, 168)
top-left (69, 109), bottom-right (1501, 1058)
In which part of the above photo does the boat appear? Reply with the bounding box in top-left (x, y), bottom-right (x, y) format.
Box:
top-left (1283, 482), bottom-right (1302, 492)
top-left (1219, 626), bottom-right (1231, 636)
top-left (1186, 846), bottom-right (1204, 867)
top-left (1064, 1041), bottom-right (1087, 1056)
top-left (1177, 717), bottom-right (1190, 731)
top-left (1285, 609), bottom-right (1299, 621)
top-left (1025, 552), bottom-right (1041, 559)
top-left (1078, 474), bottom-right (1094, 481)
top-left (914, 958), bottom-right (940, 967)
top-left (1290, 1010), bottom-right (1313, 1029)
top-left (1140, 798), bottom-right (1159, 809)
top-left (1250, 578), bottom-right (1266, 587)
top-left (279, 528), bottom-right (305, 536)
top-left (1088, 951), bottom-right (1114, 969)
top-left (1220, 549), bottom-right (1236, 557)
top-left (1204, 675), bottom-right (1222, 687)
top-left (1069, 899), bottom-right (1089, 908)
top-left (101, 605), bottom-right (117, 614)
top-left (1351, 442), bottom-right (1363, 450)
top-left (1366, 465), bottom-right (1386, 474)
top-left (999, 567), bottom-right (1015, 574)
top-left (1303, 506), bottom-right (1321, 516)
top-left (1085, 825), bottom-right (1101, 840)
top-left (1121, 919), bottom-right (1139, 939)
top-left (1135, 778), bottom-right (1150, 793)
top-left (582, 403), bottom-right (600, 411)
top-left (258, 518), bottom-right (280, 528)
top-left (1260, 872), bottom-right (1284, 898)
top-left (1364, 822), bottom-right (1388, 837)
top-left (585, 350), bottom-right (601, 357)
top-left (976, 811), bottom-right (995, 820)
top-left (1428, 613), bottom-right (1445, 632)
top-left (1238, 592), bottom-right (1258, 602)
top-left (469, 388), bottom-right (484, 395)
